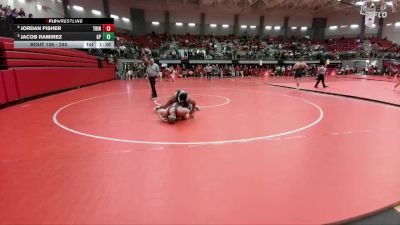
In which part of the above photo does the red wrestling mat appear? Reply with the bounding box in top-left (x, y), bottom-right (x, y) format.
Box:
top-left (335, 74), bottom-right (399, 82)
top-left (267, 76), bottom-right (400, 105)
top-left (1, 78), bottom-right (400, 224)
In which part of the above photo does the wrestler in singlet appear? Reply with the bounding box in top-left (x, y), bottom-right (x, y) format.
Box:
top-left (156, 90), bottom-right (198, 124)
top-left (292, 59), bottom-right (309, 89)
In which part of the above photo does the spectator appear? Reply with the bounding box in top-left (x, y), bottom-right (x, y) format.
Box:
top-left (0, 7), bottom-right (5, 20)
top-left (17, 8), bottom-right (25, 18)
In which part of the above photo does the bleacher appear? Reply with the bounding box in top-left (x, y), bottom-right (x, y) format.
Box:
top-left (0, 37), bottom-right (115, 105)
top-left (326, 38), bottom-right (360, 52)
top-left (370, 37), bottom-right (400, 53)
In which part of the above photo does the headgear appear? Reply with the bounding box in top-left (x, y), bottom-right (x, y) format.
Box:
top-left (177, 90), bottom-right (188, 103)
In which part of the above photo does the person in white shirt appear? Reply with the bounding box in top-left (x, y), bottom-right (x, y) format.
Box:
top-left (315, 65), bottom-right (328, 88)
top-left (127, 69), bottom-right (133, 80)
top-left (142, 50), bottom-right (160, 100)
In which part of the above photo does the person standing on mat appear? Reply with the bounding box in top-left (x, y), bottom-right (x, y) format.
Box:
top-left (143, 49), bottom-right (160, 100)
top-left (155, 90), bottom-right (200, 124)
top-left (292, 58), bottom-right (309, 89)
top-left (314, 64), bottom-right (328, 88)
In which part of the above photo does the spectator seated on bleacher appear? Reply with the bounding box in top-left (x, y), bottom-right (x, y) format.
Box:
top-left (110, 33), bottom-right (400, 62)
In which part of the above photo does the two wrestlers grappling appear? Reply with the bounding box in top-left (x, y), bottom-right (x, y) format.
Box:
top-left (155, 90), bottom-right (200, 124)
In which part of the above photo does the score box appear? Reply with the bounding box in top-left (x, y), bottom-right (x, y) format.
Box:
top-left (102, 32), bottom-right (115, 41)
top-left (102, 24), bottom-right (114, 32)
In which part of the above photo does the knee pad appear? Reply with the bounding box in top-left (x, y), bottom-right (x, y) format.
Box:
top-left (168, 115), bottom-right (176, 124)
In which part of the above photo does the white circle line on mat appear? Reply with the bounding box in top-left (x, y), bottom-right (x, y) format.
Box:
top-left (153, 94), bottom-right (230, 109)
top-left (53, 89), bottom-right (324, 145)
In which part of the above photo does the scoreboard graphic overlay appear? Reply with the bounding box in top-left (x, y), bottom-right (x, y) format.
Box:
top-left (14, 18), bottom-right (115, 49)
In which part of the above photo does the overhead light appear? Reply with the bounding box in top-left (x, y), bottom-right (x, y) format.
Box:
top-left (265, 26), bottom-right (272, 30)
top-left (176, 22), bottom-right (183, 26)
top-left (395, 22), bottom-right (400, 27)
top-left (188, 23), bottom-right (195, 27)
top-left (72, 5), bottom-right (84, 11)
top-left (355, 1), bottom-right (365, 6)
top-left (241, 25), bottom-right (247, 28)
top-left (122, 17), bottom-right (130, 22)
top-left (386, 1), bottom-right (393, 6)
top-left (111, 14), bottom-right (119, 20)
top-left (372, 0), bottom-right (380, 2)
top-left (36, 4), bottom-right (42, 10)
top-left (291, 26), bottom-right (297, 30)
top-left (329, 26), bottom-right (338, 30)
top-left (92, 10), bottom-right (102, 15)
top-left (210, 24), bottom-right (217, 27)
top-left (274, 26), bottom-right (281, 30)
top-left (18, 0), bottom-right (25, 3)
top-left (387, 23), bottom-right (393, 26)
top-left (222, 24), bottom-right (229, 28)
top-left (152, 21), bottom-right (160, 25)
top-left (350, 24), bottom-right (359, 28)
top-left (340, 25), bottom-right (348, 28)
top-left (301, 26), bottom-right (307, 31)
top-left (250, 25), bottom-right (256, 29)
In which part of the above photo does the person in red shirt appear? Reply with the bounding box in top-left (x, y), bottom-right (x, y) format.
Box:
top-left (235, 65), bottom-right (240, 77)
top-left (175, 65), bottom-right (181, 74)
top-left (195, 65), bottom-right (202, 77)
top-left (155, 90), bottom-right (200, 124)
